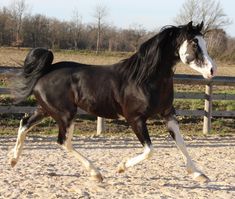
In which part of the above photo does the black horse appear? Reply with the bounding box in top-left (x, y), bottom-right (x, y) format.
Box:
top-left (9, 21), bottom-right (216, 182)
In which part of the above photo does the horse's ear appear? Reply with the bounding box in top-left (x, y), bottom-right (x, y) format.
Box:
top-left (186, 21), bottom-right (193, 30)
top-left (197, 21), bottom-right (204, 31)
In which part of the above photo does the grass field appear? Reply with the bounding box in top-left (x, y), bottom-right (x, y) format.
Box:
top-left (0, 47), bottom-right (234, 136)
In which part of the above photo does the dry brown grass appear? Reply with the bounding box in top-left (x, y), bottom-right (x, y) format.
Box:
top-left (0, 47), bottom-right (127, 67)
top-left (0, 47), bottom-right (235, 76)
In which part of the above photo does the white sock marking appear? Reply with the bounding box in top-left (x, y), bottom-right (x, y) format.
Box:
top-left (125, 144), bottom-right (153, 168)
top-left (63, 123), bottom-right (100, 177)
top-left (167, 118), bottom-right (198, 173)
top-left (12, 123), bottom-right (28, 162)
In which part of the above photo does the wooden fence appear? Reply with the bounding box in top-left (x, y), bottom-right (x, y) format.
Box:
top-left (1, 66), bottom-right (235, 134)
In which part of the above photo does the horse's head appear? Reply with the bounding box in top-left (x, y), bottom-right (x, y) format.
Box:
top-left (179, 21), bottom-right (216, 79)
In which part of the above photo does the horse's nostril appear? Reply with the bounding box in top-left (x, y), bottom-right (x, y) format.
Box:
top-left (210, 68), bottom-right (214, 76)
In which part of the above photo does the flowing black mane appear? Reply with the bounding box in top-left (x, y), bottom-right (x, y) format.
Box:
top-left (113, 24), bottom-right (203, 84)
top-left (113, 25), bottom-right (183, 84)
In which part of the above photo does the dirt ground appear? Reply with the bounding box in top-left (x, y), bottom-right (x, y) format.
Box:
top-left (0, 135), bottom-right (235, 199)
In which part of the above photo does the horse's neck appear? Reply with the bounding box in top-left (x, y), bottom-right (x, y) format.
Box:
top-left (151, 60), bottom-right (177, 80)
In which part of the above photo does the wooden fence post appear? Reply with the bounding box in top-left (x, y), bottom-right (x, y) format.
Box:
top-left (203, 83), bottom-right (213, 134)
top-left (97, 117), bottom-right (105, 135)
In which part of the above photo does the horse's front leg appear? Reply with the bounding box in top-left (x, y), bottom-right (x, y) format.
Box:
top-left (165, 114), bottom-right (210, 183)
top-left (117, 118), bottom-right (153, 172)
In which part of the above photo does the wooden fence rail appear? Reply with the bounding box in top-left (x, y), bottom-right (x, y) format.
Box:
top-left (1, 67), bottom-right (235, 134)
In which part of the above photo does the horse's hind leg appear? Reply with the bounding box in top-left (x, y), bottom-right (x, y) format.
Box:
top-left (165, 114), bottom-right (210, 183)
top-left (59, 121), bottom-right (103, 182)
top-left (9, 107), bottom-right (47, 167)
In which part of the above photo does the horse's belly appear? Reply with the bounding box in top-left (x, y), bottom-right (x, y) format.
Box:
top-left (77, 98), bottom-right (120, 119)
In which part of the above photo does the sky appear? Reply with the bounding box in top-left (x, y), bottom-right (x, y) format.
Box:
top-left (1, 0), bottom-right (235, 36)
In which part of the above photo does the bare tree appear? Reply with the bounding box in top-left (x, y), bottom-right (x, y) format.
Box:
top-left (174, 0), bottom-right (232, 32)
top-left (93, 4), bottom-right (108, 54)
top-left (0, 7), bottom-right (12, 46)
top-left (9, 0), bottom-right (28, 48)
top-left (1, 2), bottom-right (154, 52)
top-left (48, 18), bottom-right (62, 49)
top-left (70, 9), bottom-right (83, 50)
top-left (129, 24), bottom-right (146, 51)
top-left (220, 37), bottom-right (235, 62)
top-left (205, 29), bottom-right (227, 57)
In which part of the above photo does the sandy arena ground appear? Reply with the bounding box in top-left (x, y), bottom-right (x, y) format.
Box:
top-left (0, 135), bottom-right (234, 199)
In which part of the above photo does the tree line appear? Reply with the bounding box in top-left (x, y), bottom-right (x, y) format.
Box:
top-left (0, 4), bottom-right (148, 52)
top-left (0, 0), bottom-right (235, 62)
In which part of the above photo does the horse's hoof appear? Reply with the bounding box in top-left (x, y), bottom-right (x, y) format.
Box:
top-left (117, 162), bottom-right (126, 173)
top-left (10, 158), bottom-right (17, 167)
top-left (91, 173), bottom-right (103, 182)
top-left (193, 172), bottom-right (210, 183)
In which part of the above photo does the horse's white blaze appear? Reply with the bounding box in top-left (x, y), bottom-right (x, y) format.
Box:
top-left (179, 40), bottom-right (189, 64)
top-left (125, 144), bottom-right (153, 168)
top-left (193, 36), bottom-right (216, 78)
top-left (179, 36), bottom-right (216, 79)
top-left (167, 118), bottom-right (198, 174)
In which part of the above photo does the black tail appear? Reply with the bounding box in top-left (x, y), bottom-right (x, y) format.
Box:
top-left (10, 48), bottom-right (54, 104)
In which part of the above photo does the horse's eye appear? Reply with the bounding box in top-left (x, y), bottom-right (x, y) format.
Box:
top-left (192, 39), bottom-right (198, 48)
top-left (192, 38), bottom-right (198, 44)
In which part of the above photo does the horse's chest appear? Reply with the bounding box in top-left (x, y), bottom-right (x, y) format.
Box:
top-left (149, 80), bottom-right (174, 114)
